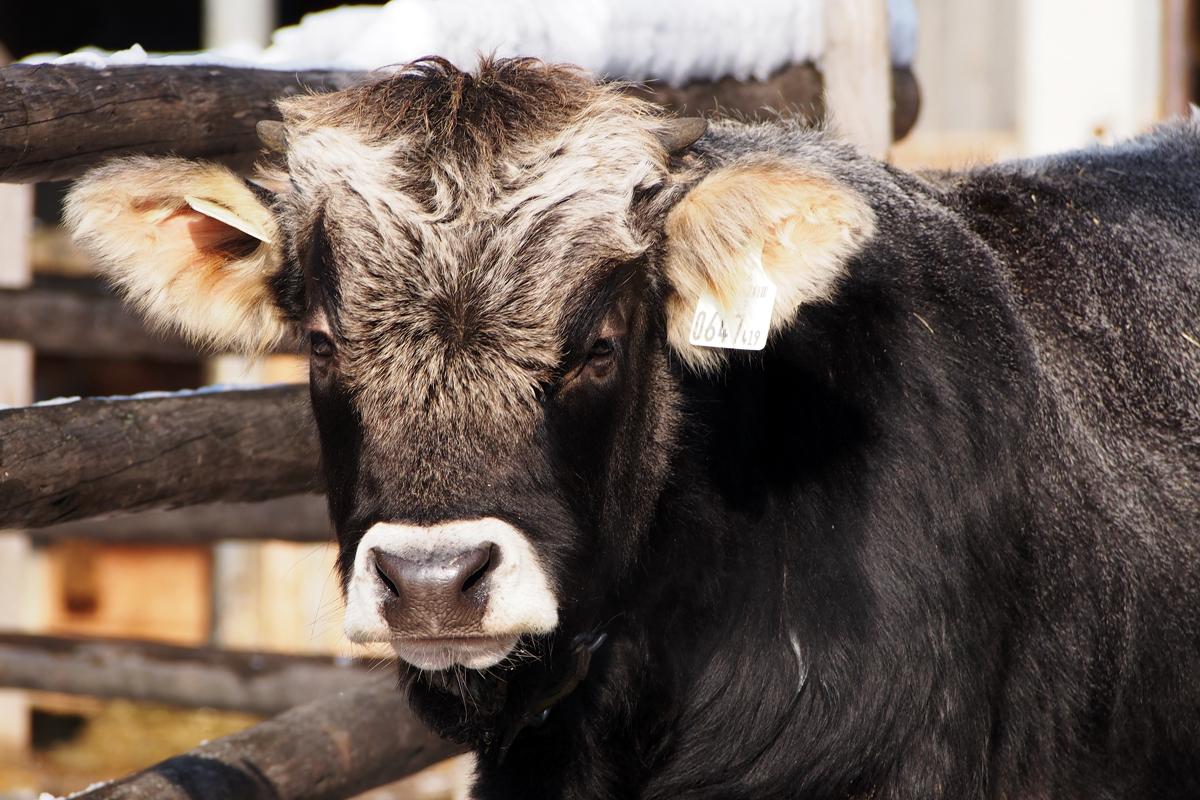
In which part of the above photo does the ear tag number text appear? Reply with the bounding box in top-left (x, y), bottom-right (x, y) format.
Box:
top-left (689, 255), bottom-right (777, 351)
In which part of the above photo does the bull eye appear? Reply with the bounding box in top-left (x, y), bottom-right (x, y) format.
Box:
top-left (585, 337), bottom-right (616, 372)
top-left (308, 331), bottom-right (335, 359)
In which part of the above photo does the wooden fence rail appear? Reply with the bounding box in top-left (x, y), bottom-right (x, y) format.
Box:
top-left (0, 62), bottom-right (919, 185)
top-left (0, 65), bottom-right (362, 183)
top-left (0, 634), bottom-right (380, 715)
top-left (72, 682), bottom-right (465, 800)
top-left (30, 494), bottom-right (330, 543)
top-left (0, 284), bottom-right (300, 360)
top-left (0, 284), bottom-right (198, 361)
top-left (0, 385), bottom-right (320, 528)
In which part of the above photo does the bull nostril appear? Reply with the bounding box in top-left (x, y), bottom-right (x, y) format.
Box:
top-left (374, 557), bottom-right (401, 598)
top-left (459, 543), bottom-right (495, 595)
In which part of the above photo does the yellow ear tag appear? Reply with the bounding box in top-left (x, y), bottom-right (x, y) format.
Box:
top-left (688, 250), bottom-right (777, 351)
top-left (184, 195), bottom-right (273, 244)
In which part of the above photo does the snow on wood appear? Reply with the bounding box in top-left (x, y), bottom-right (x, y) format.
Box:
top-left (23, 0), bottom-right (918, 81)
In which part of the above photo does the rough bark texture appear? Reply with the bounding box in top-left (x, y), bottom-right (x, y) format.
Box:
top-left (30, 493), bottom-right (331, 543)
top-left (622, 63), bottom-right (918, 140)
top-left (0, 64), bottom-right (363, 183)
top-left (627, 62), bottom-right (826, 125)
top-left (0, 633), bottom-right (382, 715)
top-left (0, 62), bottom-right (920, 184)
top-left (0, 385), bottom-right (321, 528)
top-left (72, 683), bottom-right (466, 800)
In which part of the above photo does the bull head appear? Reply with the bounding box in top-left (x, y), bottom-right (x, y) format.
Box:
top-left (65, 60), bottom-right (874, 684)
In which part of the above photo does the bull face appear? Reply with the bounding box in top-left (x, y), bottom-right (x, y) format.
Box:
top-left (66, 60), bottom-right (872, 686)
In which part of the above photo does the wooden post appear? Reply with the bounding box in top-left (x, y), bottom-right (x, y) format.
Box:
top-left (0, 180), bottom-right (34, 764)
top-left (31, 495), bottom-right (333, 545)
top-left (822, 0), bottom-right (893, 158)
top-left (204, 0), bottom-right (277, 51)
top-left (1162, 0), bottom-right (1191, 118)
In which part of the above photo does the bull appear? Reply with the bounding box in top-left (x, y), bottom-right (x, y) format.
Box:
top-left (66, 58), bottom-right (1200, 799)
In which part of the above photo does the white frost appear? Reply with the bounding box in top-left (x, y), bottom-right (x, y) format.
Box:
top-left (0, 383), bottom-right (294, 412)
top-left (23, 0), bottom-right (917, 84)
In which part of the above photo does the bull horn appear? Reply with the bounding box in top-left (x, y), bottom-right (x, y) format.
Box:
top-left (256, 120), bottom-right (288, 155)
top-left (657, 118), bottom-right (707, 153)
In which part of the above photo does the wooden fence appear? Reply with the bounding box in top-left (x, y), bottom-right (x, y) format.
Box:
top-left (0, 41), bottom-right (914, 798)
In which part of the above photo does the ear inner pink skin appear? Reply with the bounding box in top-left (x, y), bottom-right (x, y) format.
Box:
top-left (156, 208), bottom-right (247, 252)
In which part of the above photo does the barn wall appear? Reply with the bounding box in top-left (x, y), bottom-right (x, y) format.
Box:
top-left (43, 543), bottom-right (212, 646)
top-left (896, 0), bottom-right (1166, 169)
top-left (1017, 0), bottom-right (1163, 155)
top-left (910, 0), bottom-right (1017, 133)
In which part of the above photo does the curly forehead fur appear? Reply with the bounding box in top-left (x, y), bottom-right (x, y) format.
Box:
top-left (269, 59), bottom-right (680, 480)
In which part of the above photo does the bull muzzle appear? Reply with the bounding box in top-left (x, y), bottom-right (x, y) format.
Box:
top-left (344, 519), bottom-right (559, 670)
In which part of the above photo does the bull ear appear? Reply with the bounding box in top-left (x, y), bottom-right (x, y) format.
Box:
top-left (64, 156), bottom-right (289, 354)
top-left (662, 155), bottom-right (875, 370)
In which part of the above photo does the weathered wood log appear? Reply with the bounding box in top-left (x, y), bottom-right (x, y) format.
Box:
top-left (892, 66), bottom-right (921, 142)
top-left (72, 681), bottom-right (466, 800)
top-left (0, 62), bottom-right (919, 185)
top-left (0, 283), bottom-right (198, 360)
top-left (0, 64), bottom-right (363, 183)
top-left (623, 63), bottom-right (919, 140)
top-left (0, 385), bottom-right (321, 529)
top-left (0, 633), bottom-right (381, 715)
top-left (30, 493), bottom-right (331, 543)
top-left (627, 62), bottom-right (826, 125)
top-left (0, 283), bottom-right (302, 359)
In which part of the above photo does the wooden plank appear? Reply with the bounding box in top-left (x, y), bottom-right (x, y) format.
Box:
top-left (71, 682), bottom-right (464, 800)
top-left (0, 385), bottom-right (321, 529)
top-left (909, 0), bottom-right (1016, 134)
top-left (0, 64), bottom-right (362, 183)
top-left (1161, 0), bottom-right (1191, 118)
top-left (31, 495), bottom-right (330, 544)
top-left (0, 341), bottom-right (33, 406)
top-left (211, 539), bottom-right (346, 656)
top-left (43, 542), bottom-right (214, 646)
top-left (0, 184), bottom-right (31, 286)
top-left (0, 634), bottom-right (382, 716)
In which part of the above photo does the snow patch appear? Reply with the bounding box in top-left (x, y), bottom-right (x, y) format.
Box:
top-left (0, 383), bottom-right (296, 412)
top-left (23, 0), bottom-right (917, 84)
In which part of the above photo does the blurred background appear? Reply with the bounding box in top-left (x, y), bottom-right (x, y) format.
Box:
top-left (0, 0), bottom-right (1195, 797)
